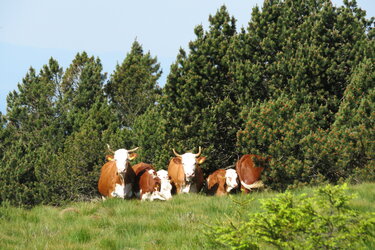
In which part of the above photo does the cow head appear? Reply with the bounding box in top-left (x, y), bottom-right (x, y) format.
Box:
top-left (225, 169), bottom-right (238, 192)
top-left (107, 144), bottom-right (138, 173)
top-left (173, 146), bottom-right (206, 182)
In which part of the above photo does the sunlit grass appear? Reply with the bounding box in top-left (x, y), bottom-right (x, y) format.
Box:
top-left (0, 183), bottom-right (374, 249)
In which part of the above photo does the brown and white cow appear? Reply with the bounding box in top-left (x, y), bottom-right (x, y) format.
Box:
top-left (168, 147), bottom-right (205, 194)
top-left (132, 162), bottom-right (167, 201)
top-left (235, 154), bottom-right (270, 193)
top-left (98, 145), bottom-right (138, 199)
top-left (207, 169), bottom-right (238, 196)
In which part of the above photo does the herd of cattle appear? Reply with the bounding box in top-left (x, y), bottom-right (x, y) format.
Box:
top-left (98, 145), bottom-right (270, 201)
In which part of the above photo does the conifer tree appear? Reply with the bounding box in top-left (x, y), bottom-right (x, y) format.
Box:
top-left (162, 6), bottom-right (239, 172)
top-left (106, 40), bottom-right (162, 127)
top-left (236, 0), bottom-right (374, 189)
top-left (232, 0), bottom-right (373, 115)
top-left (0, 59), bottom-right (67, 206)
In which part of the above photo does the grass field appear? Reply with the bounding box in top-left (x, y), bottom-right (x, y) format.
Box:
top-left (0, 183), bottom-right (374, 249)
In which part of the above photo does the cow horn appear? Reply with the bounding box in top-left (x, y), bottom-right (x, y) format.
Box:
top-left (128, 147), bottom-right (139, 153)
top-left (194, 146), bottom-right (202, 157)
top-left (106, 144), bottom-right (114, 153)
top-left (173, 149), bottom-right (182, 158)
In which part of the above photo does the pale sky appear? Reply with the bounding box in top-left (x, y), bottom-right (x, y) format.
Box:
top-left (0, 0), bottom-right (374, 114)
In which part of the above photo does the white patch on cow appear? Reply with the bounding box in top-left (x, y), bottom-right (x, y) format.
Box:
top-left (151, 191), bottom-right (166, 201)
top-left (111, 183), bottom-right (125, 198)
top-left (157, 169), bottom-right (168, 180)
top-left (124, 183), bottom-right (133, 199)
top-left (148, 169), bottom-right (156, 177)
top-left (181, 153), bottom-right (197, 181)
top-left (157, 170), bottom-right (172, 200)
top-left (181, 183), bottom-right (192, 193)
top-left (241, 180), bottom-right (264, 190)
top-left (225, 169), bottom-right (238, 193)
top-left (141, 192), bottom-right (152, 201)
top-left (114, 149), bottom-right (129, 172)
top-left (141, 191), bottom-right (166, 201)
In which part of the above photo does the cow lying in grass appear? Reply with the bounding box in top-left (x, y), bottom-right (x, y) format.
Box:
top-left (98, 146), bottom-right (138, 199)
top-left (207, 169), bottom-right (238, 196)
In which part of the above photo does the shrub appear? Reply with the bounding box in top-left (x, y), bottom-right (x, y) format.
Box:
top-left (205, 184), bottom-right (375, 249)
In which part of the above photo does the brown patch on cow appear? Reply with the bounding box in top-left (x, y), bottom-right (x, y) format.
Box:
top-left (98, 161), bottom-right (124, 197)
top-left (207, 169), bottom-right (227, 196)
top-left (236, 154), bottom-right (270, 193)
top-left (132, 162), bottom-right (161, 199)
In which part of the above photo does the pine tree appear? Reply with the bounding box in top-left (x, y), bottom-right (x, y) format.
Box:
top-left (60, 52), bottom-right (107, 133)
top-left (236, 0), bottom-right (374, 189)
top-left (162, 6), bottom-right (239, 172)
top-left (132, 104), bottom-right (169, 169)
top-left (106, 40), bottom-right (162, 128)
top-left (232, 0), bottom-right (373, 114)
top-left (0, 58), bottom-right (67, 206)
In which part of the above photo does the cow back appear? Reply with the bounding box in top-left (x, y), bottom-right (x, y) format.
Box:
top-left (132, 162), bottom-right (159, 195)
top-left (236, 154), bottom-right (266, 186)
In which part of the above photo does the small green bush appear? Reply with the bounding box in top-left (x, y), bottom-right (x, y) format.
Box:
top-left (205, 184), bottom-right (375, 249)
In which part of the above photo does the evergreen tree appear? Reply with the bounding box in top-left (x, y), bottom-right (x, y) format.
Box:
top-left (0, 59), bottom-right (67, 206)
top-left (132, 104), bottom-right (169, 169)
top-left (162, 6), bottom-right (239, 173)
top-left (232, 0), bottom-right (373, 116)
top-left (60, 52), bottom-right (107, 133)
top-left (236, 0), bottom-right (374, 189)
top-left (106, 40), bottom-right (162, 128)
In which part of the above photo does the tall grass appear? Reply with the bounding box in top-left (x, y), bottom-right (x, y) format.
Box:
top-left (0, 183), bottom-right (374, 249)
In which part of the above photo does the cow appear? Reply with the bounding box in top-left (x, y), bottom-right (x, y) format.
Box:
top-left (168, 147), bottom-right (205, 194)
top-left (97, 145), bottom-right (138, 199)
top-left (157, 169), bottom-right (172, 200)
top-left (235, 154), bottom-right (270, 193)
top-left (207, 169), bottom-right (238, 196)
top-left (132, 162), bottom-right (166, 201)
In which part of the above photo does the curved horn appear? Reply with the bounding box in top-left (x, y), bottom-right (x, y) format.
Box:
top-left (194, 146), bottom-right (202, 157)
top-left (106, 144), bottom-right (114, 153)
top-left (173, 148), bottom-right (182, 158)
top-left (128, 147), bottom-right (139, 153)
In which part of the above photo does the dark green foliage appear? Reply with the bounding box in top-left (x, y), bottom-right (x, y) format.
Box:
top-left (162, 6), bottom-right (240, 172)
top-left (205, 184), bottom-right (375, 249)
top-left (237, 95), bottom-right (332, 190)
top-left (106, 40), bottom-right (162, 128)
top-left (236, 0), bottom-right (374, 189)
top-left (132, 104), bottom-right (169, 169)
top-left (303, 59), bottom-right (375, 184)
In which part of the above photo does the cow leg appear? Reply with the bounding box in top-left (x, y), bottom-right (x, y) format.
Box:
top-left (150, 191), bottom-right (166, 201)
top-left (189, 183), bottom-right (197, 193)
top-left (240, 185), bottom-right (250, 193)
top-left (112, 183), bottom-right (125, 198)
top-left (124, 183), bottom-right (133, 199)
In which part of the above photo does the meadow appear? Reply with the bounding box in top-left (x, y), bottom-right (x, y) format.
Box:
top-left (1, 183), bottom-right (374, 250)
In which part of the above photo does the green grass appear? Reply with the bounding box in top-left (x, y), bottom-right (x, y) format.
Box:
top-left (0, 183), bottom-right (374, 249)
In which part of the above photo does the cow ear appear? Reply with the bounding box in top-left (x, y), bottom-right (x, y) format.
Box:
top-left (106, 155), bottom-right (114, 161)
top-left (128, 153), bottom-right (138, 160)
top-left (197, 156), bottom-right (206, 164)
top-left (173, 157), bottom-right (182, 164)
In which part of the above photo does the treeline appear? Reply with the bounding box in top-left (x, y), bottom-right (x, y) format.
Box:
top-left (0, 0), bottom-right (374, 206)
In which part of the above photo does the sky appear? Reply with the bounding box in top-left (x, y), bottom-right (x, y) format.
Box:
top-left (0, 0), bottom-right (374, 114)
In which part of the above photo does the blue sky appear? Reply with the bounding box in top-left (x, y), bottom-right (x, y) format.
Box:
top-left (0, 0), bottom-right (374, 114)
